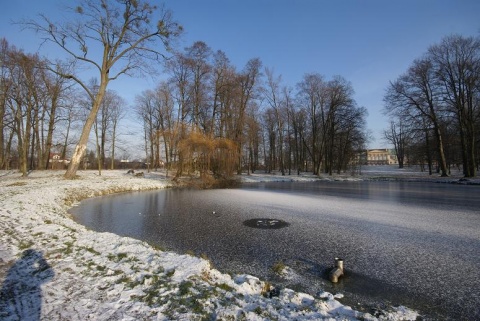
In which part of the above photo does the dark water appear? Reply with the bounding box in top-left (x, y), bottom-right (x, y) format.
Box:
top-left (70, 181), bottom-right (480, 320)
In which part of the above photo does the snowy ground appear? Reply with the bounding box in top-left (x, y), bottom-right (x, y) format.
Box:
top-left (1, 166), bottom-right (472, 320)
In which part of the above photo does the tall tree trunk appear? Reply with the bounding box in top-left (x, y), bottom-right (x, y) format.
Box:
top-left (100, 126), bottom-right (106, 171)
top-left (33, 108), bottom-right (42, 169)
top-left (0, 97), bottom-right (5, 169)
top-left (110, 120), bottom-right (117, 170)
top-left (457, 113), bottom-right (471, 177)
top-left (65, 79), bottom-right (108, 179)
top-left (424, 129), bottom-right (433, 175)
top-left (43, 90), bottom-right (59, 170)
top-left (155, 131), bottom-right (161, 170)
top-left (61, 118), bottom-right (71, 161)
top-left (433, 123), bottom-right (448, 176)
top-left (95, 118), bottom-right (102, 176)
top-left (16, 117), bottom-right (27, 176)
top-left (30, 120), bottom-right (36, 170)
top-left (4, 130), bottom-right (14, 170)
top-left (466, 119), bottom-right (476, 177)
top-left (15, 100), bottom-right (31, 176)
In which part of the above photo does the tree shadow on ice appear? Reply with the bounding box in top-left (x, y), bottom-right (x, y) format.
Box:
top-left (0, 249), bottom-right (54, 321)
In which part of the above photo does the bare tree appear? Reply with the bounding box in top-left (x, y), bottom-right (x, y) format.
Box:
top-left (135, 89), bottom-right (157, 171)
top-left (91, 89), bottom-right (125, 173)
top-left (40, 66), bottom-right (69, 170)
top-left (0, 38), bottom-right (11, 169)
top-left (262, 106), bottom-right (276, 173)
top-left (263, 67), bottom-right (286, 175)
top-left (323, 76), bottom-right (357, 175)
top-left (59, 90), bottom-right (83, 162)
top-left (109, 92), bottom-right (126, 169)
top-left (153, 82), bottom-right (178, 173)
top-left (234, 58), bottom-right (262, 174)
top-left (384, 58), bottom-right (450, 176)
top-left (4, 47), bottom-right (45, 176)
top-left (25, 0), bottom-right (182, 178)
top-left (244, 106), bottom-right (261, 174)
top-left (283, 86), bottom-right (294, 175)
top-left (295, 74), bottom-right (366, 175)
top-left (210, 50), bottom-right (235, 138)
top-left (288, 91), bottom-right (307, 174)
top-left (165, 51), bottom-right (192, 177)
top-left (296, 73), bottom-right (326, 175)
top-left (429, 35), bottom-right (480, 177)
top-left (384, 120), bottom-right (409, 168)
top-left (184, 41), bottom-right (212, 131)
top-left (333, 102), bottom-right (368, 174)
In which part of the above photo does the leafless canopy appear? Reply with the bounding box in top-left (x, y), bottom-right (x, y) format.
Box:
top-left (24, 0), bottom-right (182, 101)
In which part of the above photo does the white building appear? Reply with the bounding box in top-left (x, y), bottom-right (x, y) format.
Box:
top-left (365, 149), bottom-right (398, 165)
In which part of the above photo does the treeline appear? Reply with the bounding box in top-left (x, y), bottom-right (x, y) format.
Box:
top-left (135, 41), bottom-right (368, 179)
top-left (1, 36), bottom-right (367, 179)
top-left (0, 39), bottom-right (67, 174)
top-left (384, 34), bottom-right (480, 177)
top-left (0, 39), bottom-right (126, 175)
top-left (6, 29), bottom-right (478, 180)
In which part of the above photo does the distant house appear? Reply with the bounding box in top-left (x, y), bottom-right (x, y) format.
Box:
top-left (119, 159), bottom-right (147, 169)
top-left (49, 153), bottom-right (70, 169)
top-left (365, 149), bottom-right (398, 165)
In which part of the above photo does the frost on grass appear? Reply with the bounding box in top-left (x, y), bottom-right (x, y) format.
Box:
top-left (0, 170), bottom-right (419, 320)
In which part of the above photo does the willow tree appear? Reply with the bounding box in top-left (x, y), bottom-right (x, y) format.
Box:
top-left (25, 0), bottom-right (182, 179)
top-left (176, 131), bottom-right (238, 183)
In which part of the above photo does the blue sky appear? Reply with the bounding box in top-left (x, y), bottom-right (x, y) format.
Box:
top-left (1, 0), bottom-right (480, 148)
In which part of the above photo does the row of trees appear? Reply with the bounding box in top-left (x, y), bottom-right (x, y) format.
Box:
top-left (0, 39), bottom-right (127, 175)
top-left (1, 0), bottom-right (368, 181)
top-left (1, 0), bottom-right (182, 178)
top-left (135, 41), bottom-right (368, 179)
top-left (0, 39), bottom-right (68, 174)
top-left (1, 36), bottom-right (367, 181)
top-left (384, 34), bottom-right (480, 177)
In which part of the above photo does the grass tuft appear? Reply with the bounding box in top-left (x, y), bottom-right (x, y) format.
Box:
top-left (272, 261), bottom-right (286, 275)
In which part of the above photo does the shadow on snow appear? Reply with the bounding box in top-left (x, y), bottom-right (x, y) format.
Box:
top-left (0, 249), bottom-right (54, 321)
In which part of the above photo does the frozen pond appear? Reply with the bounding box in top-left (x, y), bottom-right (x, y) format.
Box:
top-left (70, 180), bottom-right (480, 319)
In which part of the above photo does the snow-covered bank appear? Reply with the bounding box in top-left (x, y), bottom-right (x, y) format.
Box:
top-left (0, 170), bottom-right (421, 320)
top-left (241, 165), bottom-right (480, 185)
